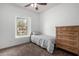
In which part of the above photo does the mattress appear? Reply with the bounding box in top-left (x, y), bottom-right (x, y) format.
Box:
top-left (31, 35), bottom-right (55, 53)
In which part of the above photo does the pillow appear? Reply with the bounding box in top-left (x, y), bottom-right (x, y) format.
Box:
top-left (32, 32), bottom-right (41, 35)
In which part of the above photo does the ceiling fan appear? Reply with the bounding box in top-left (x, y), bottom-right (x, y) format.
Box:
top-left (24, 3), bottom-right (47, 10)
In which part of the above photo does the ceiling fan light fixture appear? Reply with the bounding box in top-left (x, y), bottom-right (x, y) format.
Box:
top-left (30, 3), bottom-right (37, 8)
top-left (34, 3), bottom-right (37, 8)
top-left (25, 3), bottom-right (47, 11)
top-left (35, 7), bottom-right (38, 10)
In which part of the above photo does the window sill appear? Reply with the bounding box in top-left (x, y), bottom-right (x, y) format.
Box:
top-left (16, 35), bottom-right (30, 38)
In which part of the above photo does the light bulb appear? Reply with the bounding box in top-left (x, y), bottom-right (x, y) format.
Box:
top-left (31, 4), bottom-right (33, 7)
top-left (34, 3), bottom-right (37, 8)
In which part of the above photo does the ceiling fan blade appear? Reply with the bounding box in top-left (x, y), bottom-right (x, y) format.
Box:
top-left (37, 3), bottom-right (47, 5)
top-left (24, 4), bottom-right (31, 7)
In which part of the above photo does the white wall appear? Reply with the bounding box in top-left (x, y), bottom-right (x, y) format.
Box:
top-left (0, 3), bottom-right (79, 49)
top-left (0, 3), bottom-right (40, 49)
top-left (40, 3), bottom-right (79, 38)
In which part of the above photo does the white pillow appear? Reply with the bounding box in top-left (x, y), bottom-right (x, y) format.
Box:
top-left (32, 32), bottom-right (41, 35)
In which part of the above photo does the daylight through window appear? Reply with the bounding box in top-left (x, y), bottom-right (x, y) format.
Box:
top-left (15, 17), bottom-right (31, 38)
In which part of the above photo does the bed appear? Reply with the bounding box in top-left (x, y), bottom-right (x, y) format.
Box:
top-left (31, 34), bottom-right (55, 53)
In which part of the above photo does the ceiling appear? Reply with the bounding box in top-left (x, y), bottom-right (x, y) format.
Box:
top-left (15, 3), bottom-right (60, 13)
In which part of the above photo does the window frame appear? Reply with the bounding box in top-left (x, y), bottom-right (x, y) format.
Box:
top-left (15, 16), bottom-right (31, 38)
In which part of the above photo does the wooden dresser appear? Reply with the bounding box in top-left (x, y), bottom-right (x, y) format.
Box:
top-left (56, 26), bottom-right (79, 55)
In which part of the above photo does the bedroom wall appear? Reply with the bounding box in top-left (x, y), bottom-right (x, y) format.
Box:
top-left (0, 3), bottom-right (40, 49)
top-left (40, 3), bottom-right (79, 38)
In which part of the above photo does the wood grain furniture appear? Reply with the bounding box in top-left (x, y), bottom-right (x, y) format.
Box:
top-left (56, 26), bottom-right (79, 55)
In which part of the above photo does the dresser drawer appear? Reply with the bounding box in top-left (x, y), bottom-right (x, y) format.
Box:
top-left (56, 39), bottom-right (77, 47)
top-left (56, 27), bottom-right (79, 32)
top-left (57, 35), bottom-right (77, 41)
top-left (56, 43), bottom-right (78, 54)
top-left (56, 27), bottom-right (66, 31)
top-left (57, 32), bottom-right (78, 38)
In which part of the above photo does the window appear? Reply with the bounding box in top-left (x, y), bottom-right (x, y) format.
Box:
top-left (15, 16), bottom-right (31, 38)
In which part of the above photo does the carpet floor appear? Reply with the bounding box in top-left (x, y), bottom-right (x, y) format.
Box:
top-left (0, 43), bottom-right (77, 56)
